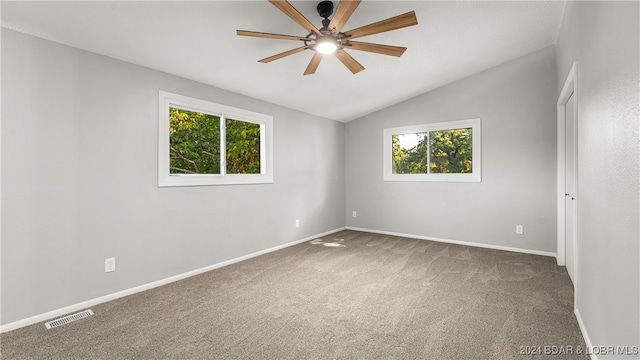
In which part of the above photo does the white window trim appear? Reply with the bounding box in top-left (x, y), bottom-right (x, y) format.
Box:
top-left (158, 91), bottom-right (273, 187)
top-left (383, 118), bottom-right (481, 182)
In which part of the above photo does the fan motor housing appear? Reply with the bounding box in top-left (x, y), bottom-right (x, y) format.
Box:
top-left (317, 1), bottom-right (334, 19)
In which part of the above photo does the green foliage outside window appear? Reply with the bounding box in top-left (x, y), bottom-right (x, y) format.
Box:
top-left (392, 132), bottom-right (429, 174)
top-left (169, 108), bottom-right (261, 175)
top-left (170, 108), bottom-right (221, 174)
top-left (225, 118), bottom-right (261, 174)
top-left (430, 129), bottom-right (472, 173)
top-left (392, 128), bottom-right (472, 174)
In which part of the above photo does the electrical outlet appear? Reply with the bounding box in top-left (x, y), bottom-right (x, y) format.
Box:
top-left (295, 219), bottom-right (300, 228)
top-left (352, 211), bottom-right (357, 218)
top-left (515, 225), bottom-right (524, 235)
top-left (105, 258), bottom-right (116, 273)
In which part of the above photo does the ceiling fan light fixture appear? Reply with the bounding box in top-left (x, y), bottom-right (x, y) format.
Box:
top-left (316, 37), bottom-right (338, 54)
top-left (237, 0), bottom-right (419, 75)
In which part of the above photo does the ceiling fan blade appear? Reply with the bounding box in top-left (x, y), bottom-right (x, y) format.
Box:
top-left (304, 52), bottom-right (324, 75)
top-left (269, 0), bottom-right (320, 35)
top-left (343, 11), bottom-right (418, 40)
top-left (335, 50), bottom-right (365, 74)
top-left (344, 41), bottom-right (407, 57)
top-left (237, 30), bottom-right (310, 42)
top-left (258, 46), bottom-right (310, 63)
top-left (328, 0), bottom-right (361, 33)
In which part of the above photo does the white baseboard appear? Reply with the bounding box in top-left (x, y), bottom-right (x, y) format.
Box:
top-left (346, 226), bottom-right (557, 257)
top-left (575, 308), bottom-right (597, 360)
top-left (0, 227), bottom-right (346, 333)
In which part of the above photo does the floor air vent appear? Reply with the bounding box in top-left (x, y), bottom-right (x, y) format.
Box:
top-left (45, 309), bottom-right (94, 329)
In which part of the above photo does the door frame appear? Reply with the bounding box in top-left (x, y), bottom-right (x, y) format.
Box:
top-left (557, 62), bottom-right (578, 283)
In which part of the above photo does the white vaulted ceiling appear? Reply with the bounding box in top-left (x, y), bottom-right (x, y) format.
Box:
top-left (1, 1), bottom-right (566, 122)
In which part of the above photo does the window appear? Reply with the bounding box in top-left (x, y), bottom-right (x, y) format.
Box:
top-left (158, 91), bottom-right (273, 186)
top-left (383, 119), bottom-right (481, 182)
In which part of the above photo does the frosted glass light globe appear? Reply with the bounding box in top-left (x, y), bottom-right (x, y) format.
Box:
top-left (316, 38), bottom-right (337, 54)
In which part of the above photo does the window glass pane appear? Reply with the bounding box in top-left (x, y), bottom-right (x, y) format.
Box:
top-left (169, 107), bottom-right (221, 174)
top-left (225, 118), bottom-right (261, 174)
top-left (392, 132), bottom-right (429, 174)
top-left (429, 128), bottom-right (473, 173)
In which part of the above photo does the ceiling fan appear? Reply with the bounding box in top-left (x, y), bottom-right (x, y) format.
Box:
top-left (237, 0), bottom-right (418, 75)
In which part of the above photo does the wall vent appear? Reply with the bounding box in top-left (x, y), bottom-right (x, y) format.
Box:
top-left (44, 309), bottom-right (94, 329)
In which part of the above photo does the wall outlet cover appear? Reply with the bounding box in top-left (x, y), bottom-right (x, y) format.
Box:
top-left (105, 258), bottom-right (116, 272)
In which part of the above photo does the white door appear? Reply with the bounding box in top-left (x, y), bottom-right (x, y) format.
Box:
top-left (565, 92), bottom-right (577, 284)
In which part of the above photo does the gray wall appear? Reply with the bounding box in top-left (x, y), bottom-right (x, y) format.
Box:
top-left (346, 46), bottom-right (558, 254)
top-left (555, 1), bottom-right (639, 355)
top-left (1, 29), bottom-right (346, 325)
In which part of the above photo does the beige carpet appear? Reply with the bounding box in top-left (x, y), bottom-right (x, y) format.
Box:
top-left (1, 230), bottom-right (587, 359)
